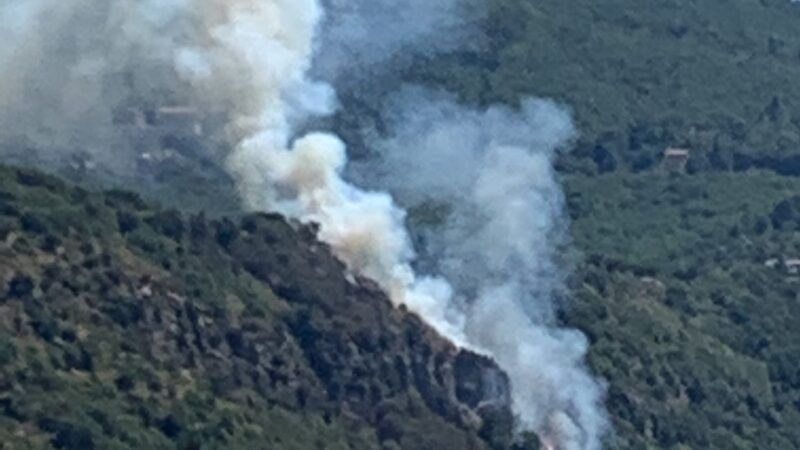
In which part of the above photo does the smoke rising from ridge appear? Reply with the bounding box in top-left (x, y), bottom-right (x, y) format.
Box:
top-left (351, 88), bottom-right (607, 448)
top-left (171, 0), bottom-right (469, 346)
top-left (0, 1), bottom-right (607, 448)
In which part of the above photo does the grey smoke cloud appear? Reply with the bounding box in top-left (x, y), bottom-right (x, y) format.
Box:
top-left (350, 88), bottom-right (608, 449)
top-left (351, 89), bottom-right (572, 311)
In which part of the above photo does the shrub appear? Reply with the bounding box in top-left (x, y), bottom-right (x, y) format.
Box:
top-left (156, 414), bottom-right (183, 439)
top-left (215, 219), bottom-right (239, 249)
top-left (16, 169), bottom-right (55, 189)
top-left (52, 425), bottom-right (95, 450)
top-left (116, 210), bottom-right (139, 234)
top-left (104, 189), bottom-right (147, 210)
top-left (770, 197), bottom-right (799, 230)
top-left (146, 210), bottom-right (185, 241)
top-left (7, 273), bottom-right (34, 298)
top-left (20, 212), bottom-right (48, 234)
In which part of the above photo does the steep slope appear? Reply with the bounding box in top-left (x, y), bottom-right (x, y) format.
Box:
top-left (0, 166), bottom-right (534, 450)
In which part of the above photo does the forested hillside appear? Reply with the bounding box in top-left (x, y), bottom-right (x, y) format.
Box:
top-left (416, 0), bottom-right (800, 176)
top-left (0, 166), bottom-right (537, 450)
top-left (2, 0), bottom-right (800, 449)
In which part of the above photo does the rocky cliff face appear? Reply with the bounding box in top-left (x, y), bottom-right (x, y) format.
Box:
top-left (0, 166), bottom-right (535, 450)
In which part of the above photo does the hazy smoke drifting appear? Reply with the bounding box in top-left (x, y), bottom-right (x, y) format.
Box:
top-left (0, 0), bottom-right (199, 169)
top-left (351, 88), bottom-right (607, 448)
top-left (0, 1), bottom-right (607, 448)
top-left (314, 0), bottom-right (474, 80)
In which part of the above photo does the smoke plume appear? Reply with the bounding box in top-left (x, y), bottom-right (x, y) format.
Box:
top-left (351, 88), bottom-right (607, 448)
top-left (0, 0), bottom-right (607, 448)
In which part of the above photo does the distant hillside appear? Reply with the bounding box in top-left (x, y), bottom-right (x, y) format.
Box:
top-left (343, 0), bottom-right (800, 176)
top-left (2, 1), bottom-right (800, 449)
top-left (564, 170), bottom-right (800, 449)
top-left (0, 166), bottom-right (539, 450)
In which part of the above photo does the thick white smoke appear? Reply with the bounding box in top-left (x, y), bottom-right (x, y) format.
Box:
top-left (171, 0), bottom-right (469, 346)
top-left (0, 0), bottom-right (607, 448)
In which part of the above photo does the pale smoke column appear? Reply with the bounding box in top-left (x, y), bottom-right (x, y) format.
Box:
top-left (174, 0), bottom-right (468, 346)
top-left (467, 119), bottom-right (607, 450)
top-left (351, 92), bottom-right (609, 449)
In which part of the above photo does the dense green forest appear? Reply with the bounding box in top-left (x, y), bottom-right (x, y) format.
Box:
top-left (2, 0), bottom-right (800, 449)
